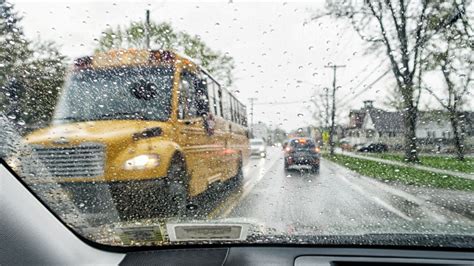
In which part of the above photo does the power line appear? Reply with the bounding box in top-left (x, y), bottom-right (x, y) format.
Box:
top-left (338, 68), bottom-right (391, 108)
top-left (339, 60), bottom-right (386, 102)
top-left (253, 100), bottom-right (308, 105)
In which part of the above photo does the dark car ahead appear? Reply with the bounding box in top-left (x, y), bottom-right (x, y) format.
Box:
top-left (284, 138), bottom-right (320, 173)
top-left (357, 143), bottom-right (388, 153)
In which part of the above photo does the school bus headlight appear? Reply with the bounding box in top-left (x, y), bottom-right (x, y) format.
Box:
top-left (123, 154), bottom-right (160, 170)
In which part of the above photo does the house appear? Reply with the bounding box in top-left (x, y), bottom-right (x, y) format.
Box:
top-left (345, 101), bottom-right (404, 147)
top-left (344, 101), bottom-right (474, 152)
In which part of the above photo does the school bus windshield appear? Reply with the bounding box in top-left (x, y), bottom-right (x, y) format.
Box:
top-left (54, 66), bottom-right (174, 123)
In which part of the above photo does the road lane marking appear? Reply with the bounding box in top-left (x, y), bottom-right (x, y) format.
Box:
top-left (212, 154), bottom-right (281, 218)
top-left (325, 160), bottom-right (456, 223)
top-left (371, 196), bottom-right (413, 221)
top-left (206, 156), bottom-right (269, 219)
top-left (323, 158), bottom-right (454, 223)
top-left (206, 157), bottom-right (267, 219)
top-left (221, 157), bottom-right (281, 217)
top-left (338, 174), bottom-right (413, 221)
top-left (355, 175), bottom-right (448, 223)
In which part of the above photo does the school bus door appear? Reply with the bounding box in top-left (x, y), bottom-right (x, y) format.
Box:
top-left (177, 71), bottom-right (216, 196)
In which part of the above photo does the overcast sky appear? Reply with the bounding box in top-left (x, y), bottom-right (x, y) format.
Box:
top-left (13, 0), bottom-right (451, 131)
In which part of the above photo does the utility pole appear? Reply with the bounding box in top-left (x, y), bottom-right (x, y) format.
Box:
top-left (248, 97), bottom-right (257, 137)
top-left (145, 9), bottom-right (151, 49)
top-left (325, 64), bottom-right (346, 155)
top-left (323, 87), bottom-right (329, 129)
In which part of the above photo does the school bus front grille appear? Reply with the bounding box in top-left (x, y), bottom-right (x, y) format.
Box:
top-left (25, 144), bottom-right (105, 178)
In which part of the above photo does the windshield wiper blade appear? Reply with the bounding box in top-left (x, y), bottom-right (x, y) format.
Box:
top-left (54, 116), bottom-right (85, 122)
top-left (97, 112), bottom-right (147, 119)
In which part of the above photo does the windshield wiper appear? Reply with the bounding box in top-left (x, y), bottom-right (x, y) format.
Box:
top-left (97, 112), bottom-right (149, 120)
top-left (54, 116), bottom-right (85, 122)
top-left (54, 112), bottom-right (156, 123)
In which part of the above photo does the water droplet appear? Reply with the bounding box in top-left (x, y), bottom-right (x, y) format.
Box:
top-left (297, 113), bottom-right (304, 117)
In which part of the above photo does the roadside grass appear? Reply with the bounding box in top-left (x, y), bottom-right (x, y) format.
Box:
top-left (324, 153), bottom-right (474, 191)
top-left (365, 153), bottom-right (474, 174)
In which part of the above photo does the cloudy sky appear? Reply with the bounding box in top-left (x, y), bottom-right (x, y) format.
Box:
top-left (13, 0), bottom-right (436, 131)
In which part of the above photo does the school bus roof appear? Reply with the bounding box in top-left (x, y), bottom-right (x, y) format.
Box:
top-left (73, 49), bottom-right (198, 71)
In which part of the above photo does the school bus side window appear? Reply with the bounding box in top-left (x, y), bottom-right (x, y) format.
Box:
top-left (202, 73), bottom-right (221, 117)
top-left (195, 76), bottom-right (209, 116)
top-left (178, 71), bottom-right (197, 119)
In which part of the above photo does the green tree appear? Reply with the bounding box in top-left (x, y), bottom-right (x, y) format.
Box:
top-left (0, 0), bottom-right (67, 132)
top-left (97, 21), bottom-right (235, 87)
top-left (14, 41), bottom-right (67, 128)
top-left (0, 0), bottom-right (31, 84)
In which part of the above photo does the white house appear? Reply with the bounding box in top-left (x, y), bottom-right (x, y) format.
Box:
top-left (345, 101), bottom-right (473, 152)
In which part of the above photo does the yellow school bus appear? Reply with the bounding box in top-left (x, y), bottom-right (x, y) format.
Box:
top-left (22, 49), bottom-right (249, 215)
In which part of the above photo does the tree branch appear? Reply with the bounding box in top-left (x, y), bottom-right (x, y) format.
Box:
top-left (349, 13), bottom-right (384, 43)
top-left (415, 5), bottom-right (463, 51)
top-left (367, 0), bottom-right (404, 90)
top-left (385, 0), bottom-right (403, 43)
top-left (410, 0), bottom-right (428, 81)
top-left (424, 86), bottom-right (448, 110)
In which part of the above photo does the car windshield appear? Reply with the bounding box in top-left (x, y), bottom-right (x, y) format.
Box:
top-left (54, 67), bottom-right (174, 123)
top-left (1, 0), bottom-right (473, 249)
top-left (250, 140), bottom-right (264, 145)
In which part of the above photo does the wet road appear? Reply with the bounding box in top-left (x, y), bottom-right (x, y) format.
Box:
top-left (209, 147), bottom-right (473, 235)
top-left (44, 146), bottom-right (473, 242)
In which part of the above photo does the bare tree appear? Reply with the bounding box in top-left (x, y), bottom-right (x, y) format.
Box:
top-left (424, 1), bottom-right (473, 161)
top-left (324, 0), bottom-right (464, 162)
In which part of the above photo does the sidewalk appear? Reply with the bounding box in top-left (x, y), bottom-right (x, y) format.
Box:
top-left (337, 151), bottom-right (474, 181)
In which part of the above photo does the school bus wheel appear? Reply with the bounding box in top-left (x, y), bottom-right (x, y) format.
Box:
top-left (231, 152), bottom-right (244, 185)
top-left (163, 153), bottom-right (190, 216)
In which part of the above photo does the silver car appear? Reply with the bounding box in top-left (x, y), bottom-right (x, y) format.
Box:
top-left (249, 138), bottom-right (267, 157)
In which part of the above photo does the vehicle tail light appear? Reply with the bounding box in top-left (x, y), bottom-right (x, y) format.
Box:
top-left (285, 147), bottom-right (293, 153)
top-left (314, 147), bottom-right (321, 153)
